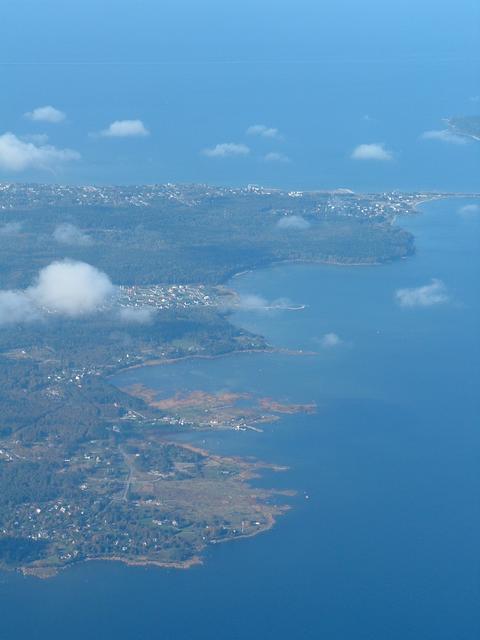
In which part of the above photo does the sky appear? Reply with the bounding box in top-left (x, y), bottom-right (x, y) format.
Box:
top-left (0, 0), bottom-right (479, 189)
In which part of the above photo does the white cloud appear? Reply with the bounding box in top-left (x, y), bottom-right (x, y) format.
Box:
top-left (319, 332), bottom-right (343, 348)
top-left (233, 294), bottom-right (268, 310)
top-left (351, 143), bottom-right (393, 161)
top-left (421, 129), bottom-right (467, 145)
top-left (99, 120), bottom-right (149, 138)
top-left (202, 143), bottom-right (250, 158)
top-left (53, 223), bottom-right (93, 246)
top-left (28, 260), bottom-right (114, 316)
top-left (224, 293), bottom-right (297, 313)
top-left (395, 279), bottom-right (449, 308)
top-left (24, 106), bottom-right (66, 124)
top-left (277, 215), bottom-right (310, 230)
top-left (458, 204), bottom-right (480, 216)
top-left (0, 261), bottom-right (115, 324)
top-left (264, 152), bottom-right (290, 163)
top-left (246, 124), bottom-right (282, 139)
top-left (0, 221), bottom-right (22, 235)
top-left (119, 307), bottom-right (155, 324)
top-left (0, 132), bottom-right (80, 172)
top-left (0, 290), bottom-right (39, 326)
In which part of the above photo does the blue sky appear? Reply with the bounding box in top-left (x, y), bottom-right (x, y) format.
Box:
top-left (0, 0), bottom-right (478, 189)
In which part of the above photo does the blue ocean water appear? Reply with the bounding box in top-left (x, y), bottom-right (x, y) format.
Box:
top-left (1, 197), bottom-right (478, 639)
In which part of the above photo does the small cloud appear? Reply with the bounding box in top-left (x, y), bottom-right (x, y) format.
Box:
top-left (0, 290), bottom-right (39, 326)
top-left (264, 152), bottom-right (290, 163)
top-left (99, 119), bottom-right (149, 138)
top-left (420, 129), bottom-right (467, 145)
top-left (119, 307), bottom-right (155, 324)
top-left (0, 132), bottom-right (80, 172)
top-left (233, 294), bottom-right (268, 310)
top-left (53, 223), bottom-right (93, 246)
top-left (24, 105), bottom-right (66, 124)
top-left (223, 293), bottom-right (297, 313)
top-left (458, 203), bottom-right (480, 216)
top-left (246, 124), bottom-right (282, 139)
top-left (202, 142), bottom-right (250, 158)
top-left (0, 260), bottom-right (115, 324)
top-left (395, 278), bottom-right (449, 308)
top-left (351, 143), bottom-right (393, 161)
top-left (28, 260), bottom-right (114, 316)
top-left (319, 332), bottom-right (343, 348)
top-left (0, 221), bottom-right (23, 235)
top-left (277, 215), bottom-right (310, 230)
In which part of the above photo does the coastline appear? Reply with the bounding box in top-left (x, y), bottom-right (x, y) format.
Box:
top-left (15, 508), bottom-right (282, 580)
top-left (412, 193), bottom-right (480, 210)
top-left (18, 553), bottom-right (204, 580)
top-left (111, 346), bottom-right (319, 375)
top-left (97, 206), bottom-right (434, 581)
top-left (14, 195), bottom-right (472, 583)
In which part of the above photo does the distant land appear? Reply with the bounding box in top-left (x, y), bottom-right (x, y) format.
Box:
top-left (446, 116), bottom-right (480, 141)
top-left (0, 183), bottom-right (477, 577)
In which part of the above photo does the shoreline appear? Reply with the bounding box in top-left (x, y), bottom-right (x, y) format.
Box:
top-left (15, 509), bottom-right (281, 580)
top-left (9, 194), bottom-right (473, 583)
top-left (20, 194), bottom-right (468, 583)
top-left (18, 554), bottom-right (204, 580)
top-left (224, 193), bottom-right (480, 283)
top-left (111, 346), bottom-right (319, 375)
top-left (98, 204), bottom-right (433, 581)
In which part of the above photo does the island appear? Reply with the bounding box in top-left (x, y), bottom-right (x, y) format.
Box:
top-left (446, 116), bottom-right (480, 142)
